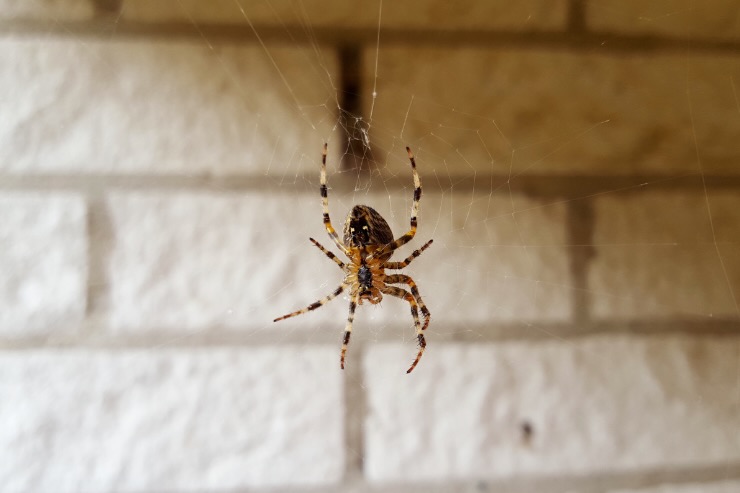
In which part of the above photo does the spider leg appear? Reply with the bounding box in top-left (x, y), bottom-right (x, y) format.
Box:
top-left (274, 283), bottom-right (346, 322)
top-left (383, 239), bottom-right (433, 270)
top-left (380, 285), bottom-right (426, 374)
top-left (309, 237), bottom-right (345, 269)
top-left (385, 273), bottom-right (431, 332)
top-left (320, 143), bottom-right (349, 255)
top-left (340, 291), bottom-right (360, 370)
top-left (374, 147), bottom-right (422, 259)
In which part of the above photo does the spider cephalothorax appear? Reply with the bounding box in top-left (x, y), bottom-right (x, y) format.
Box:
top-left (274, 144), bottom-right (433, 373)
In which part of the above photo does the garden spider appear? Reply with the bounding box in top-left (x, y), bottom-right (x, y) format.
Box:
top-left (274, 144), bottom-right (433, 373)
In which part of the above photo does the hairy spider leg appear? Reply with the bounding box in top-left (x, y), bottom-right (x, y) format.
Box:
top-left (340, 292), bottom-right (359, 369)
top-left (385, 273), bottom-right (431, 332)
top-left (274, 283), bottom-right (346, 322)
top-left (309, 237), bottom-right (345, 269)
top-left (383, 239), bottom-right (434, 269)
top-left (320, 143), bottom-right (349, 255)
top-left (369, 147), bottom-right (422, 261)
top-left (380, 285), bottom-right (426, 373)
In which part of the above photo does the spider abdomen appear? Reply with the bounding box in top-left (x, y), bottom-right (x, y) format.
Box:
top-left (343, 204), bottom-right (394, 250)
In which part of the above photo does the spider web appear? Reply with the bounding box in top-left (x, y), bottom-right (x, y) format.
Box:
top-left (185, 2), bottom-right (740, 487)
top-left (4, 0), bottom-right (740, 491)
top-left (229, 3), bottom-right (740, 342)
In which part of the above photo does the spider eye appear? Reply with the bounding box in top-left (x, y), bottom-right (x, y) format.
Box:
top-left (347, 214), bottom-right (374, 246)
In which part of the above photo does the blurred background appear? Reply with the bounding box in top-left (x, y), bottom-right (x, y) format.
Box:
top-left (1, 1), bottom-right (739, 492)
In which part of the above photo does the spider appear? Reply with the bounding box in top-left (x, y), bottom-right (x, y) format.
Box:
top-left (274, 144), bottom-right (433, 373)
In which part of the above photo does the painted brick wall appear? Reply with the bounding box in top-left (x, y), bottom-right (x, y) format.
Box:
top-left (1, 1), bottom-right (739, 493)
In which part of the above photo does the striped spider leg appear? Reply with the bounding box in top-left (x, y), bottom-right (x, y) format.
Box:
top-left (368, 147), bottom-right (432, 372)
top-left (319, 143), bottom-right (348, 255)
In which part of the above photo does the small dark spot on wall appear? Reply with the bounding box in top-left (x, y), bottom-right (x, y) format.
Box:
top-left (520, 420), bottom-right (534, 445)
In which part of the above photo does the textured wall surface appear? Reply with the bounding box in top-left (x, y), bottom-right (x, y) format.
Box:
top-left (1, 1), bottom-right (739, 493)
top-left (0, 349), bottom-right (343, 491)
top-left (0, 194), bottom-right (86, 337)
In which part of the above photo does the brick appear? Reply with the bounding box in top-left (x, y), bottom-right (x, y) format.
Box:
top-left (712, 194), bottom-right (740, 314)
top-left (590, 193), bottom-right (740, 318)
top-left (0, 38), bottom-right (337, 175)
top-left (416, 190), bottom-right (571, 326)
top-left (0, 194), bottom-right (86, 337)
top-left (0, 0), bottom-right (92, 21)
top-left (0, 347), bottom-right (343, 491)
top-left (363, 49), bottom-right (740, 175)
top-left (588, 1), bottom-right (740, 39)
top-left (364, 335), bottom-right (740, 481)
top-left (107, 191), bottom-right (345, 332)
top-left (610, 480), bottom-right (740, 493)
top-left (121, 0), bottom-right (567, 30)
top-left (107, 189), bottom-right (569, 334)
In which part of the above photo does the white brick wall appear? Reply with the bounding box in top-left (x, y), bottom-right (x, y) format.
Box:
top-left (364, 335), bottom-right (740, 482)
top-left (103, 188), bottom-right (571, 334)
top-left (591, 193), bottom-right (740, 318)
top-left (120, 0), bottom-right (568, 29)
top-left (0, 38), bottom-right (336, 174)
top-left (589, 0), bottom-right (740, 39)
top-left (0, 194), bottom-right (87, 337)
top-left (2, 1), bottom-right (739, 492)
top-left (0, 0), bottom-right (92, 21)
top-left (106, 191), bottom-right (337, 332)
top-left (0, 348), bottom-right (343, 491)
top-left (611, 481), bottom-right (740, 493)
top-left (364, 49), bottom-right (740, 176)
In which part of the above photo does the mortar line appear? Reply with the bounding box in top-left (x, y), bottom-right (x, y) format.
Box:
top-left (2, 319), bottom-right (739, 351)
top-left (566, 199), bottom-right (596, 322)
top-left (79, 187), bottom-right (117, 344)
top-left (567, 0), bottom-right (587, 34)
top-left (84, 192), bottom-right (110, 330)
top-left (337, 43), bottom-right (373, 173)
top-left (213, 462), bottom-right (740, 493)
top-left (2, 173), bottom-right (740, 196)
top-left (3, 20), bottom-right (740, 55)
top-left (343, 342), bottom-right (366, 479)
